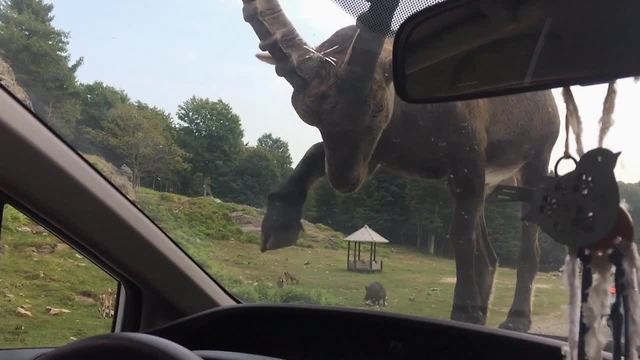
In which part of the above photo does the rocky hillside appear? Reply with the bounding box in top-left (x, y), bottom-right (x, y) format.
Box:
top-left (228, 206), bottom-right (346, 250)
top-left (0, 57), bottom-right (32, 109)
top-left (136, 188), bottom-right (346, 251)
top-left (81, 153), bottom-right (345, 249)
top-left (83, 154), bottom-right (136, 201)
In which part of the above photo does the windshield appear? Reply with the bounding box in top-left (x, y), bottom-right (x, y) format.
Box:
top-left (1, 0), bottom-right (639, 341)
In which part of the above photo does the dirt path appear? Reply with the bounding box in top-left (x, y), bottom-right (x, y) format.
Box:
top-left (530, 311), bottom-right (569, 337)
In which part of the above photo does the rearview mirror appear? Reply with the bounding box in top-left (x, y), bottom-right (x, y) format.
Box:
top-left (392, 0), bottom-right (640, 103)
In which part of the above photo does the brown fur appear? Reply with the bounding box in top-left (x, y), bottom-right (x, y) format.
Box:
top-left (277, 271), bottom-right (299, 288)
top-left (245, 0), bottom-right (560, 331)
top-left (98, 288), bottom-right (115, 319)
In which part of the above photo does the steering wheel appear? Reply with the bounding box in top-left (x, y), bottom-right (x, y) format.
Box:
top-left (38, 333), bottom-right (202, 360)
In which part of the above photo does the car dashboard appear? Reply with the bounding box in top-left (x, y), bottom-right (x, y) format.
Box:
top-left (148, 304), bottom-right (568, 360)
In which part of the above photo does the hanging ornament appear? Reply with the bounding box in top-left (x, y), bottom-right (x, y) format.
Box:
top-left (530, 148), bottom-right (620, 248)
top-left (488, 81), bottom-right (639, 360)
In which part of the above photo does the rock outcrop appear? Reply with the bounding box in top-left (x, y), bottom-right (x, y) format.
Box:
top-left (0, 57), bottom-right (32, 109)
top-left (83, 154), bottom-right (137, 201)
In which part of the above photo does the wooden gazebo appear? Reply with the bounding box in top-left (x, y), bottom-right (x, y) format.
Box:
top-left (345, 225), bottom-right (389, 272)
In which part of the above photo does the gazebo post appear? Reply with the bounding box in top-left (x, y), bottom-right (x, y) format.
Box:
top-left (357, 242), bottom-right (361, 260)
top-left (353, 241), bottom-right (357, 264)
top-left (374, 243), bottom-right (377, 261)
top-left (347, 241), bottom-right (351, 270)
top-left (369, 242), bottom-right (373, 270)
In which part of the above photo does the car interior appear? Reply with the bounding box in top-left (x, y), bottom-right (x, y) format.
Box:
top-left (0, 0), bottom-right (638, 359)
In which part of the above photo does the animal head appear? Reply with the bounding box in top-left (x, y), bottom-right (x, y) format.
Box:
top-left (243, 0), bottom-right (399, 192)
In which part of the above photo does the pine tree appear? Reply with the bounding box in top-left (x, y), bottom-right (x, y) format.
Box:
top-left (0, 0), bottom-right (83, 138)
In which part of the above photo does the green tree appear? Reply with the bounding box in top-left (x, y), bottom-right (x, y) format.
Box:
top-left (0, 0), bottom-right (83, 138)
top-left (176, 97), bottom-right (244, 195)
top-left (306, 178), bottom-right (340, 227)
top-left (93, 102), bottom-right (188, 189)
top-left (619, 182), bottom-right (640, 239)
top-left (223, 147), bottom-right (280, 207)
top-left (256, 133), bottom-right (292, 179)
top-left (406, 178), bottom-right (451, 250)
top-left (306, 172), bottom-right (410, 242)
top-left (484, 202), bottom-right (521, 266)
top-left (76, 81), bottom-right (130, 154)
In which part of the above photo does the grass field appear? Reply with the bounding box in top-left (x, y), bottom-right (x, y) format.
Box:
top-left (0, 206), bottom-right (115, 348)
top-left (138, 189), bottom-right (570, 335)
top-left (205, 239), bottom-right (568, 332)
top-left (0, 186), bottom-right (570, 349)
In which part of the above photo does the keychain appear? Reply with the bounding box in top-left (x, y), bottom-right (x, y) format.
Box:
top-left (488, 82), bottom-right (640, 360)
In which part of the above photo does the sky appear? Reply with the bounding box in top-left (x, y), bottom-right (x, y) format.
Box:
top-left (48, 0), bottom-right (640, 182)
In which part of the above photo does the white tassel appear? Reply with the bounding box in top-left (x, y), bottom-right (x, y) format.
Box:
top-left (618, 240), bottom-right (640, 359)
top-left (564, 250), bottom-right (581, 360)
top-left (584, 257), bottom-right (612, 360)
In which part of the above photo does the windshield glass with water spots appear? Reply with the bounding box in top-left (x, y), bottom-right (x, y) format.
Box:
top-left (1, 0), bottom-right (639, 345)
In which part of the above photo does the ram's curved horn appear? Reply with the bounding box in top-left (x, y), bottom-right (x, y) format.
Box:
top-left (242, 0), bottom-right (311, 89)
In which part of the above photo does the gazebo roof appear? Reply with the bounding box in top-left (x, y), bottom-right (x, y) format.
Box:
top-left (344, 225), bottom-right (390, 243)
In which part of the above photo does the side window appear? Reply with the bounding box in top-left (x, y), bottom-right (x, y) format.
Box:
top-left (0, 204), bottom-right (118, 348)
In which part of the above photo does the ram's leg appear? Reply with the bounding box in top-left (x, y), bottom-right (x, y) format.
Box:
top-left (499, 155), bottom-right (550, 332)
top-left (261, 142), bottom-right (325, 252)
top-left (498, 212), bottom-right (540, 332)
top-left (475, 212), bottom-right (497, 320)
top-left (449, 162), bottom-right (486, 325)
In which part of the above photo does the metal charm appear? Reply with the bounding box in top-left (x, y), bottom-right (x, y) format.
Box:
top-left (488, 148), bottom-right (621, 248)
